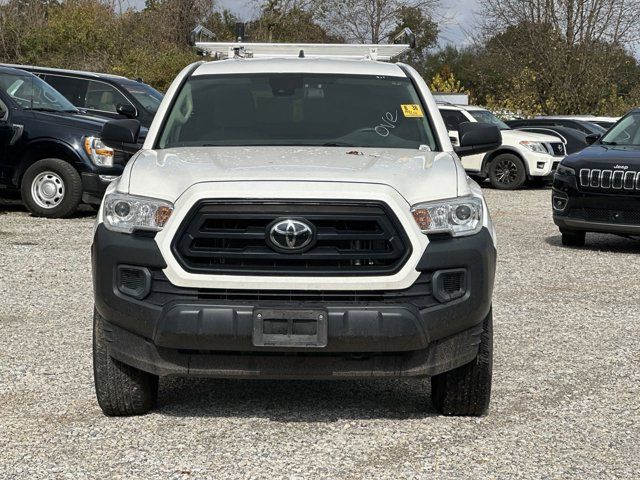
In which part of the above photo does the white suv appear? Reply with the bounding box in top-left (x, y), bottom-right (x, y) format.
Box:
top-left (92, 38), bottom-right (499, 417)
top-left (439, 104), bottom-right (566, 189)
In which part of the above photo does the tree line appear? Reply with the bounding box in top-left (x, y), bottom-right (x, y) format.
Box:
top-left (1, 0), bottom-right (639, 116)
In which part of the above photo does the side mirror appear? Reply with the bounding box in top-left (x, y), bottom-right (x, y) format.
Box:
top-left (101, 119), bottom-right (141, 154)
top-left (585, 133), bottom-right (600, 145)
top-left (454, 122), bottom-right (502, 157)
top-left (116, 103), bottom-right (137, 118)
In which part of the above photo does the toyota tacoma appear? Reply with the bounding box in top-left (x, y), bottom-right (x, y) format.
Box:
top-left (92, 38), bottom-right (500, 416)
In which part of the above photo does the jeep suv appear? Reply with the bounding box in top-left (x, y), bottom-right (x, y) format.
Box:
top-left (439, 104), bottom-right (566, 189)
top-left (92, 40), bottom-right (500, 416)
top-left (552, 110), bottom-right (640, 246)
top-left (0, 66), bottom-right (136, 217)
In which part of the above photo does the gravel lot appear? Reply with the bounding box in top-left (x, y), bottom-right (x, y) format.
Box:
top-left (0, 187), bottom-right (638, 479)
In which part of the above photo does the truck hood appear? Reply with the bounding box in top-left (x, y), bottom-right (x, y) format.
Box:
top-left (562, 144), bottom-right (640, 169)
top-left (501, 129), bottom-right (561, 143)
top-left (126, 146), bottom-right (465, 205)
top-left (33, 111), bottom-right (108, 133)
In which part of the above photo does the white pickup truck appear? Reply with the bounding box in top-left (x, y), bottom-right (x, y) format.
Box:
top-left (439, 104), bottom-right (566, 189)
top-left (92, 36), bottom-right (499, 417)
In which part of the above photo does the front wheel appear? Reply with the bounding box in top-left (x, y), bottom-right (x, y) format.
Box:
top-left (93, 307), bottom-right (158, 416)
top-left (21, 158), bottom-right (82, 218)
top-left (561, 230), bottom-right (586, 247)
top-left (487, 154), bottom-right (526, 190)
top-left (431, 310), bottom-right (493, 416)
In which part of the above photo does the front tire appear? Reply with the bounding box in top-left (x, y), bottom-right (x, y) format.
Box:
top-left (487, 154), bottom-right (526, 190)
top-left (93, 307), bottom-right (158, 416)
top-left (21, 158), bottom-right (83, 218)
top-left (431, 310), bottom-right (493, 416)
top-left (561, 230), bottom-right (586, 247)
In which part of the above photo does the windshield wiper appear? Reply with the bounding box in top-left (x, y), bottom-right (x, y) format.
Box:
top-left (24, 107), bottom-right (76, 113)
top-left (322, 142), bottom-right (358, 147)
top-left (600, 141), bottom-right (617, 145)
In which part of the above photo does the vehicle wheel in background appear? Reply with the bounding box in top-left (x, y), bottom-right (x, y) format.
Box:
top-left (561, 230), bottom-right (586, 247)
top-left (431, 309), bottom-right (493, 416)
top-left (93, 307), bottom-right (158, 416)
top-left (529, 177), bottom-right (550, 188)
top-left (487, 154), bottom-right (526, 189)
top-left (20, 158), bottom-right (82, 218)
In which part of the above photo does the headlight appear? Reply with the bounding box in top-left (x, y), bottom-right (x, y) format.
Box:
top-left (103, 193), bottom-right (173, 234)
top-left (520, 141), bottom-right (549, 154)
top-left (555, 164), bottom-right (575, 176)
top-left (84, 136), bottom-right (114, 167)
top-left (411, 196), bottom-right (483, 237)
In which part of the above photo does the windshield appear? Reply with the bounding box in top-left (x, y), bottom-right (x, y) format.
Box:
top-left (0, 72), bottom-right (77, 112)
top-left (121, 81), bottom-right (163, 113)
top-left (600, 112), bottom-right (640, 146)
top-left (158, 74), bottom-right (436, 150)
top-left (469, 110), bottom-right (510, 130)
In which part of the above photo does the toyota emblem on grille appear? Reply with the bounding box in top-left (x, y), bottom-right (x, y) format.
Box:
top-left (268, 219), bottom-right (314, 252)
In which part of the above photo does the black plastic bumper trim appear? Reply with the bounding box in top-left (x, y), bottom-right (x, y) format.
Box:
top-left (92, 224), bottom-right (496, 375)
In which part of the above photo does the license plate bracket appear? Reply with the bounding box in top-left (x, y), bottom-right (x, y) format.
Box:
top-left (253, 308), bottom-right (328, 348)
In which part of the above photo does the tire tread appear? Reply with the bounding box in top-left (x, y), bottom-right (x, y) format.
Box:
top-left (93, 308), bottom-right (158, 416)
top-left (431, 310), bottom-right (493, 416)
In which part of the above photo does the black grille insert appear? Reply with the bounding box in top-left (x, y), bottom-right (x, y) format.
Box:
top-left (570, 208), bottom-right (640, 225)
top-left (172, 201), bottom-right (411, 276)
top-left (147, 269), bottom-right (438, 309)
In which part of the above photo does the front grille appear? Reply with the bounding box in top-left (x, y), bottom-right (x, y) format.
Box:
top-left (172, 201), bottom-right (411, 276)
top-left (548, 142), bottom-right (566, 157)
top-left (147, 269), bottom-right (437, 309)
top-left (579, 168), bottom-right (640, 192)
top-left (570, 207), bottom-right (640, 225)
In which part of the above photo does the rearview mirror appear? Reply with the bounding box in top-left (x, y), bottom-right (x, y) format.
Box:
top-left (101, 119), bottom-right (141, 154)
top-left (116, 103), bottom-right (137, 118)
top-left (454, 122), bottom-right (502, 157)
top-left (585, 133), bottom-right (600, 145)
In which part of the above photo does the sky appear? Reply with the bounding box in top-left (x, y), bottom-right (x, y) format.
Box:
top-left (215, 0), bottom-right (482, 47)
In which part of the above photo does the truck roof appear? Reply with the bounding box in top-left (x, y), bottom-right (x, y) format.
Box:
top-left (192, 57), bottom-right (407, 77)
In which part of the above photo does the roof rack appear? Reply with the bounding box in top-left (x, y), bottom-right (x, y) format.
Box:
top-left (187, 26), bottom-right (415, 62)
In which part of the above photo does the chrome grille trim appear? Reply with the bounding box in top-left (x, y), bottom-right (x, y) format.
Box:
top-left (578, 168), bottom-right (640, 191)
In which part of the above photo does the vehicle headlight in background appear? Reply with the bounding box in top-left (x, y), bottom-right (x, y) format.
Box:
top-left (103, 193), bottom-right (173, 234)
top-left (411, 196), bottom-right (483, 237)
top-left (520, 141), bottom-right (549, 154)
top-left (84, 136), bottom-right (114, 167)
top-left (555, 164), bottom-right (575, 176)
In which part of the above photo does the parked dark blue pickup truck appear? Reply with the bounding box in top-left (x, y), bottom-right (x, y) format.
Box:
top-left (0, 66), bottom-right (141, 218)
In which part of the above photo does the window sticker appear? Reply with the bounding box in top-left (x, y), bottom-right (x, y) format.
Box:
top-left (401, 104), bottom-right (424, 118)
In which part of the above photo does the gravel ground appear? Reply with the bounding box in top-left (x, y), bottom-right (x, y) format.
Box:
top-left (0, 187), bottom-right (638, 479)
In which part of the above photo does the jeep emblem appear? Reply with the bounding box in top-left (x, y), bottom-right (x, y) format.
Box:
top-left (613, 165), bottom-right (629, 170)
top-left (268, 219), bottom-right (314, 252)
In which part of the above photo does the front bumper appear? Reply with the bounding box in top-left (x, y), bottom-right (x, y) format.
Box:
top-left (81, 172), bottom-right (120, 205)
top-left (92, 225), bottom-right (496, 379)
top-left (526, 151), bottom-right (561, 178)
top-left (552, 171), bottom-right (640, 234)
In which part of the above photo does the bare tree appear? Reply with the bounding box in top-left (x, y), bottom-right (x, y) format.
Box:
top-left (476, 0), bottom-right (640, 114)
top-left (319, 0), bottom-right (440, 43)
top-left (483, 0), bottom-right (640, 46)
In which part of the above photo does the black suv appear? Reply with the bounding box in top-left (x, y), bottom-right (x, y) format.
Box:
top-left (0, 66), bottom-right (137, 217)
top-left (2, 64), bottom-right (162, 128)
top-left (552, 110), bottom-right (640, 246)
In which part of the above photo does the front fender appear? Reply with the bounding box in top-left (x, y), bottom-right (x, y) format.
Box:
top-left (12, 137), bottom-right (92, 186)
